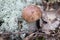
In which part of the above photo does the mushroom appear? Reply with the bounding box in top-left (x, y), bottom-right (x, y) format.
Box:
top-left (22, 5), bottom-right (42, 23)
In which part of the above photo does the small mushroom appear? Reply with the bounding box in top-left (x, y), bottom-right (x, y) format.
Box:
top-left (22, 5), bottom-right (42, 23)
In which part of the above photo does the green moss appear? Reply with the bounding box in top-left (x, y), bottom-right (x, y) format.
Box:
top-left (36, 37), bottom-right (45, 40)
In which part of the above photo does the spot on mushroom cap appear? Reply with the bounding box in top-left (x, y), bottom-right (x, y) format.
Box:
top-left (22, 5), bottom-right (42, 23)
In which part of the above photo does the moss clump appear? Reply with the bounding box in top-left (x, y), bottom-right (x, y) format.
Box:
top-left (35, 36), bottom-right (45, 40)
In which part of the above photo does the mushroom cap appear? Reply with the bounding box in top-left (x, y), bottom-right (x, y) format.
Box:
top-left (22, 5), bottom-right (42, 22)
